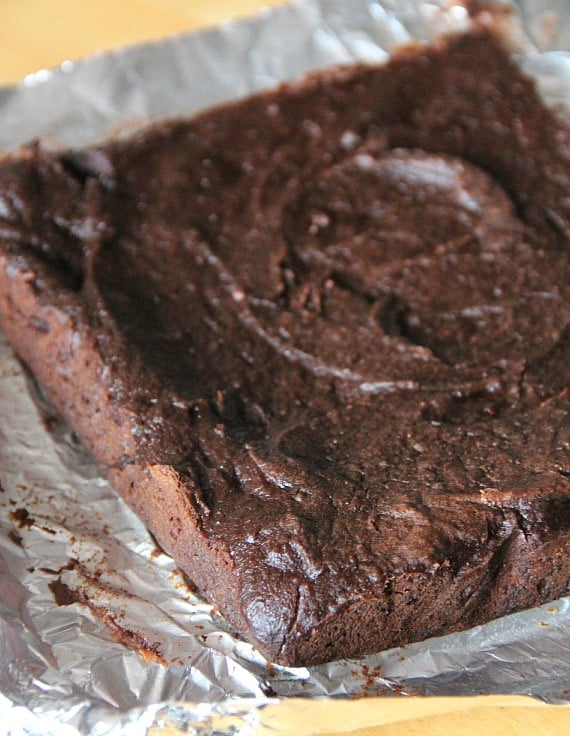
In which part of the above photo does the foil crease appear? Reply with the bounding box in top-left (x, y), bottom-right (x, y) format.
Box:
top-left (0, 1), bottom-right (569, 734)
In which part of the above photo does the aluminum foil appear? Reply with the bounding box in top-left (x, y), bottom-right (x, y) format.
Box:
top-left (1, 1), bottom-right (569, 733)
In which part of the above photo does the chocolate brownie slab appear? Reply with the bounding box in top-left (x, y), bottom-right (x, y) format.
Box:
top-left (0, 29), bottom-right (568, 665)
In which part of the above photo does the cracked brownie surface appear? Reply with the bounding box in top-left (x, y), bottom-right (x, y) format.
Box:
top-left (0, 29), bottom-right (568, 665)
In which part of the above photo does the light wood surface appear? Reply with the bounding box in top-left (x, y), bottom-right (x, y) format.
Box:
top-left (0, 0), bottom-right (285, 84)
top-left (1, 1), bottom-right (568, 733)
top-left (255, 697), bottom-right (570, 735)
top-left (148, 696), bottom-right (570, 736)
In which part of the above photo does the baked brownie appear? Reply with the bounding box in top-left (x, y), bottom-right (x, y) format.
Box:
top-left (0, 28), bottom-right (568, 666)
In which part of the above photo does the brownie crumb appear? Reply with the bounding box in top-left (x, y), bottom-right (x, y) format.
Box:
top-left (9, 508), bottom-right (34, 529)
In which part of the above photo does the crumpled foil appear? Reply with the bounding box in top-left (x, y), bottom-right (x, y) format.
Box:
top-left (0, 1), bottom-right (569, 734)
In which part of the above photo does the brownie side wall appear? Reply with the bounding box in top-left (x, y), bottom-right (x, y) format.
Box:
top-left (277, 526), bottom-right (570, 665)
top-left (0, 253), bottom-right (259, 649)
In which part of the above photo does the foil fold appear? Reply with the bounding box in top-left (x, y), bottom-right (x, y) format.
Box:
top-left (0, 1), bottom-right (569, 734)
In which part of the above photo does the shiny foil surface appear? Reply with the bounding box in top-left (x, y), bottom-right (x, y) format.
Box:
top-left (0, 1), bottom-right (569, 733)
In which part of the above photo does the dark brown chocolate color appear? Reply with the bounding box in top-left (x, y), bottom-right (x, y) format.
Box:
top-left (0, 29), bottom-right (568, 666)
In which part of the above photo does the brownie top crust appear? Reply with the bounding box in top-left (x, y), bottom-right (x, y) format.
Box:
top-left (0, 28), bottom-right (569, 665)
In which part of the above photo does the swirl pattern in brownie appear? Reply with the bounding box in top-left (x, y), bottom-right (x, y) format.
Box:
top-left (0, 29), bottom-right (568, 665)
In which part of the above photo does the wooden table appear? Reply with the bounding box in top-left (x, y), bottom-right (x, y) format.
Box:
top-left (0, 0), bottom-right (285, 84)
top-left (1, 1), bottom-right (568, 733)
